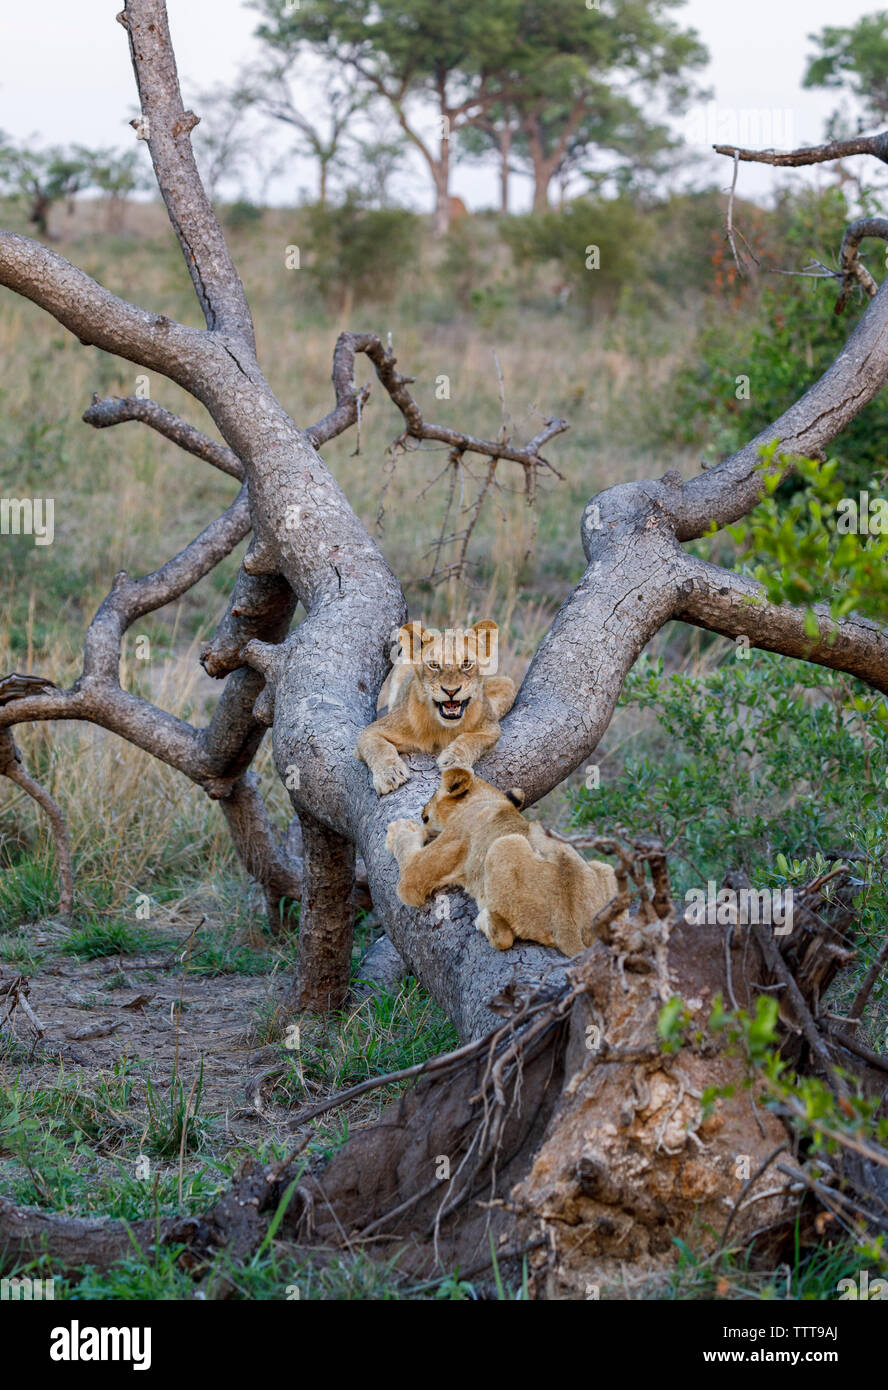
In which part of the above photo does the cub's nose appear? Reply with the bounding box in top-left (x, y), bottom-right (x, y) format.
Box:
top-left (441, 686), bottom-right (461, 699)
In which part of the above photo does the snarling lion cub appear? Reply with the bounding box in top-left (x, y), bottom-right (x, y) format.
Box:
top-left (355, 620), bottom-right (515, 796)
top-left (385, 767), bottom-right (618, 957)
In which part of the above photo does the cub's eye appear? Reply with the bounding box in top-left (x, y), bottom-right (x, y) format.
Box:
top-left (421, 813), bottom-right (429, 823)
top-left (426, 661), bottom-right (440, 672)
top-left (461, 661), bottom-right (475, 672)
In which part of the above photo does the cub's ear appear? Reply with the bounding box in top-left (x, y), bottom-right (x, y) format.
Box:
top-left (471, 619), bottom-right (498, 666)
top-left (397, 621), bottom-right (428, 663)
top-left (506, 787), bottom-right (525, 809)
top-left (442, 766), bottom-right (473, 797)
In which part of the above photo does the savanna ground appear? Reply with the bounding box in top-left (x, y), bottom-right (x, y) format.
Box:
top-left (1, 186), bottom-right (886, 1298)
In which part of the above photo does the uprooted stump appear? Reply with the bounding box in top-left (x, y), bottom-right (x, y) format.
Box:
top-left (282, 907), bottom-right (802, 1292)
top-left (1, 859), bottom-right (885, 1297)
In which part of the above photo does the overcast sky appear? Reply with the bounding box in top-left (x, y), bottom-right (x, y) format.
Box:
top-left (0, 0), bottom-right (882, 209)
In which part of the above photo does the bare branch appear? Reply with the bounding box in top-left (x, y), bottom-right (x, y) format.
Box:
top-left (0, 491), bottom-right (254, 794)
top-left (674, 555), bottom-right (888, 694)
top-left (324, 332), bottom-right (567, 475)
top-left (83, 395), bottom-right (243, 479)
top-left (82, 486), bottom-right (250, 682)
top-left (0, 231), bottom-right (204, 383)
top-left (218, 771), bottom-right (302, 926)
top-left (714, 131), bottom-right (888, 168)
top-left (120, 0), bottom-right (256, 350)
top-left (0, 730), bottom-right (74, 920)
top-left (835, 217), bottom-right (888, 314)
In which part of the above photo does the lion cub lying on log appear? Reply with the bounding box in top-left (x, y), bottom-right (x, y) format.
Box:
top-left (356, 620), bottom-right (515, 795)
top-left (385, 767), bottom-right (618, 956)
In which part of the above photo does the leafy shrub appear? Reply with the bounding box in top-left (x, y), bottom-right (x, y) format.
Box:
top-left (571, 649), bottom-right (887, 917)
top-left (668, 187), bottom-right (888, 489)
top-left (502, 191), bottom-right (731, 314)
top-left (725, 446), bottom-right (888, 624)
top-left (304, 195), bottom-right (419, 310)
top-left (225, 199), bottom-right (264, 230)
top-left (502, 195), bottom-right (653, 312)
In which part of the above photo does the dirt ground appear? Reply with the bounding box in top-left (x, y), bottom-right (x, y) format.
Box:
top-left (1, 918), bottom-right (323, 1153)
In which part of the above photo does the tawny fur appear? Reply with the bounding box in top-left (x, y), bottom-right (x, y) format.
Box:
top-left (385, 767), bottom-right (618, 957)
top-left (355, 620), bottom-right (515, 795)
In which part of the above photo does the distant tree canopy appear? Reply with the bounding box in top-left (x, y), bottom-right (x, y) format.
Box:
top-left (805, 10), bottom-right (888, 129)
top-left (0, 136), bottom-right (148, 235)
top-left (253, 0), bottom-right (707, 229)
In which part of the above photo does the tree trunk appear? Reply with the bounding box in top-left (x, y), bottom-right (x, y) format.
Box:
top-left (522, 118), bottom-right (552, 213)
top-left (433, 110), bottom-right (451, 236)
top-left (531, 164), bottom-right (555, 213)
top-left (289, 811), bottom-right (356, 1011)
top-left (28, 191), bottom-right (50, 237)
top-left (499, 126), bottom-right (512, 215)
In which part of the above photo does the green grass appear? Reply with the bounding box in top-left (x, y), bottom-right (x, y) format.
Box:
top-left (59, 917), bottom-right (167, 960)
top-left (274, 977), bottom-right (458, 1101)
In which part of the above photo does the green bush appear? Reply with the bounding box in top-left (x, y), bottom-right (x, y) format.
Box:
top-left (502, 195), bottom-right (653, 311)
top-left (571, 649), bottom-right (887, 931)
top-left (668, 187), bottom-right (888, 489)
top-left (502, 191), bottom-right (730, 314)
top-left (225, 199), bottom-right (264, 230)
top-left (303, 195), bottom-right (419, 310)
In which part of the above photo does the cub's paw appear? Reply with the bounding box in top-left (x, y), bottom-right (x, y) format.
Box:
top-left (373, 757), bottom-right (410, 795)
top-left (437, 745), bottom-right (472, 772)
top-left (385, 818), bottom-right (422, 854)
top-left (474, 908), bottom-right (492, 940)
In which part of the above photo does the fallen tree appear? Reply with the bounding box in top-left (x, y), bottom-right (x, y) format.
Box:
top-left (1, 0), bottom-right (887, 1293)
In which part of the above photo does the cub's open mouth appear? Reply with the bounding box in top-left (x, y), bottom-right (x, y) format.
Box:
top-left (435, 698), bottom-right (468, 721)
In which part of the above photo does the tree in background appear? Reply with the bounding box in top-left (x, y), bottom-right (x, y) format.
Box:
top-left (348, 124), bottom-right (409, 208)
top-left (805, 11), bottom-right (888, 130)
top-left (0, 141), bottom-right (88, 237)
top-left (458, 97), bottom-right (518, 214)
top-left (254, 0), bottom-right (706, 227)
top-left (491, 0), bottom-right (706, 212)
top-left (192, 76), bottom-right (262, 204)
top-left (802, 11), bottom-right (888, 200)
top-left (251, 60), bottom-right (368, 206)
top-left (254, 0), bottom-right (520, 233)
top-left (75, 146), bottom-right (149, 232)
top-left (463, 84), bottom-right (678, 213)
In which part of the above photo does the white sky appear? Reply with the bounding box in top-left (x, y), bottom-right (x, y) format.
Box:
top-left (0, 0), bottom-right (882, 210)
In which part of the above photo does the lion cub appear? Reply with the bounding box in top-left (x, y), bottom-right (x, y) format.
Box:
top-left (385, 767), bottom-right (618, 957)
top-left (356, 620), bottom-right (515, 796)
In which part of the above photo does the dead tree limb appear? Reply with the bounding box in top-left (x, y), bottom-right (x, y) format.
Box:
top-left (714, 131), bottom-right (888, 168)
top-left (83, 394), bottom-right (244, 478)
top-left (0, 730), bottom-right (73, 921)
